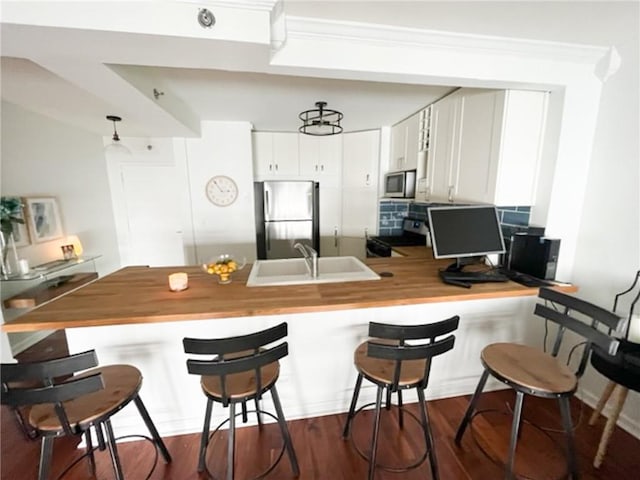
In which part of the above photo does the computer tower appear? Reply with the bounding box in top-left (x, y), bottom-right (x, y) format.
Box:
top-left (508, 233), bottom-right (561, 280)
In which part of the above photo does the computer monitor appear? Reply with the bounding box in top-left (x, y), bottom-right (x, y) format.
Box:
top-left (427, 205), bottom-right (506, 272)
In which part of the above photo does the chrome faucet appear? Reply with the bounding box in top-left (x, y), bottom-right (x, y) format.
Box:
top-left (293, 242), bottom-right (318, 278)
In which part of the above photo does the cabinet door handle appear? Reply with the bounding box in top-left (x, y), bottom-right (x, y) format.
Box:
top-left (275, 163), bottom-right (278, 172)
top-left (315, 165), bottom-right (318, 172)
top-left (365, 173), bottom-right (370, 186)
top-left (321, 164), bottom-right (324, 172)
top-left (448, 185), bottom-right (454, 202)
top-left (334, 228), bottom-right (338, 247)
top-left (269, 164), bottom-right (272, 171)
top-left (265, 191), bottom-right (270, 213)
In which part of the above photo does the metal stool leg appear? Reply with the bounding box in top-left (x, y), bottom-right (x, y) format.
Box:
top-left (85, 430), bottom-right (97, 477)
top-left (559, 396), bottom-right (579, 479)
top-left (38, 436), bottom-right (54, 480)
top-left (505, 391), bottom-right (525, 480)
top-left (343, 373), bottom-right (363, 438)
top-left (255, 397), bottom-right (263, 427)
top-left (198, 398), bottom-right (214, 473)
top-left (397, 389), bottom-right (404, 429)
top-left (104, 419), bottom-right (125, 480)
top-left (227, 403), bottom-right (236, 480)
top-left (417, 387), bottom-right (439, 480)
top-left (455, 369), bottom-right (490, 445)
top-left (368, 386), bottom-right (384, 480)
top-left (134, 394), bottom-right (172, 463)
top-left (271, 384), bottom-right (300, 476)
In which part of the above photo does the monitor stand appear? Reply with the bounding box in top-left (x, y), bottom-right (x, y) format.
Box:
top-left (444, 256), bottom-right (484, 273)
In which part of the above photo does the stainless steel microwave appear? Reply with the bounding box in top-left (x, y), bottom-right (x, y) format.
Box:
top-left (384, 170), bottom-right (416, 198)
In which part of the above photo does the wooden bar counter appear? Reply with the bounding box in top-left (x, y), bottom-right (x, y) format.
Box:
top-left (1, 252), bottom-right (573, 333)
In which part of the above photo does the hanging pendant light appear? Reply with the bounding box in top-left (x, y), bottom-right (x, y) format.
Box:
top-left (299, 101), bottom-right (343, 136)
top-left (104, 115), bottom-right (131, 155)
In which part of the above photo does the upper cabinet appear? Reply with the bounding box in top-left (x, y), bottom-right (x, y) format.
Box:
top-left (342, 130), bottom-right (379, 190)
top-left (419, 88), bottom-right (547, 205)
top-left (253, 132), bottom-right (299, 179)
top-left (299, 134), bottom-right (343, 182)
top-left (390, 111), bottom-right (422, 172)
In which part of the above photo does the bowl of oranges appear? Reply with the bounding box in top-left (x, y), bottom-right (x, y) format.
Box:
top-left (202, 254), bottom-right (245, 284)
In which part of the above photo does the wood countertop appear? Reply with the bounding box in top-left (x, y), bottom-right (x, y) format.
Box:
top-left (2, 255), bottom-right (576, 333)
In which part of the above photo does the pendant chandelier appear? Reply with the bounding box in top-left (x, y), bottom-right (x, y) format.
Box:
top-left (104, 115), bottom-right (131, 155)
top-left (299, 101), bottom-right (343, 136)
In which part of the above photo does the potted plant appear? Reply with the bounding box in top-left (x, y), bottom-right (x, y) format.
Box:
top-left (0, 196), bottom-right (25, 277)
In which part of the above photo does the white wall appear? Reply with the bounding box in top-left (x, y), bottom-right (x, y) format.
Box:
top-left (0, 101), bottom-right (121, 354)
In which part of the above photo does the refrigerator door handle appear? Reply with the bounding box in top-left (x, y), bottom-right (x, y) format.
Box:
top-left (265, 190), bottom-right (270, 215)
top-left (266, 226), bottom-right (271, 252)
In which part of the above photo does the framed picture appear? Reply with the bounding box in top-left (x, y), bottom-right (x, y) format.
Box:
top-left (0, 196), bottom-right (30, 247)
top-left (26, 197), bottom-right (64, 243)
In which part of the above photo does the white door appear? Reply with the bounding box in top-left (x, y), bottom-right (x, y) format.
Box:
top-left (120, 164), bottom-right (185, 266)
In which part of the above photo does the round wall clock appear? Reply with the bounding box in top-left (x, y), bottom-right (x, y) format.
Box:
top-left (205, 175), bottom-right (238, 207)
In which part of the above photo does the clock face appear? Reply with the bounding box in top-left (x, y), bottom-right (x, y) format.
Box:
top-left (205, 175), bottom-right (238, 207)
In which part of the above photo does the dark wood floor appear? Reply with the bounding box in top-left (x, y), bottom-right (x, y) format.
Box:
top-left (2, 390), bottom-right (638, 479)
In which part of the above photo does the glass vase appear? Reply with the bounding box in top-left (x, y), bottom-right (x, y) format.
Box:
top-left (1, 232), bottom-right (19, 278)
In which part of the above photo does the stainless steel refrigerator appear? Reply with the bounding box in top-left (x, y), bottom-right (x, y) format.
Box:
top-left (254, 181), bottom-right (320, 259)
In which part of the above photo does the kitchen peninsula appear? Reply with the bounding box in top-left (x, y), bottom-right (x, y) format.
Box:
top-left (2, 253), bottom-right (576, 438)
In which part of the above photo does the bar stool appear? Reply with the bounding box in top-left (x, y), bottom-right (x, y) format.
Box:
top-left (0, 350), bottom-right (172, 480)
top-left (454, 287), bottom-right (624, 479)
top-left (183, 322), bottom-right (299, 480)
top-left (342, 315), bottom-right (460, 480)
top-left (588, 270), bottom-right (640, 468)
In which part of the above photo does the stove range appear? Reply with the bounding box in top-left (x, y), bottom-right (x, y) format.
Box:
top-left (367, 218), bottom-right (429, 257)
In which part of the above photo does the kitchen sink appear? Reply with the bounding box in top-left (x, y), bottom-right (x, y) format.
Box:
top-left (246, 256), bottom-right (381, 287)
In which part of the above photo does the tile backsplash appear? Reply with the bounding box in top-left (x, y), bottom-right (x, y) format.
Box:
top-left (378, 201), bottom-right (533, 239)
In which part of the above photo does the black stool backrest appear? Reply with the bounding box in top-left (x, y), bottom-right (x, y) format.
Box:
top-left (367, 315), bottom-right (460, 390)
top-left (535, 288), bottom-right (625, 377)
top-left (183, 323), bottom-right (288, 406)
top-left (1, 350), bottom-right (103, 437)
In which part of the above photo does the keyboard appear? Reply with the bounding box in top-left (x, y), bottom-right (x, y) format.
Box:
top-left (439, 270), bottom-right (508, 288)
top-left (499, 269), bottom-right (554, 288)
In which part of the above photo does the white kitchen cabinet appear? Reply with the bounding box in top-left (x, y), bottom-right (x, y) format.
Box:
top-left (341, 129), bottom-right (380, 246)
top-left (427, 92), bottom-right (458, 202)
top-left (342, 130), bottom-right (379, 189)
top-left (299, 134), bottom-right (342, 182)
top-left (252, 132), bottom-right (299, 179)
top-left (319, 185), bottom-right (342, 257)
top-left (389, 111), bottom-right (421, 172)
top-left (425, 88), bottom-right (547, 205)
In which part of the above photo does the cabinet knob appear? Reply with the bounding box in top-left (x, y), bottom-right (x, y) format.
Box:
top-left (321, 165), bottom-right (324, 172)
top-left (448, 185), bottom-right (454, 202)
top-left (315, 165), bottom-right (318, 172)
top-left (275, 164), bottom-right (278, 171)
top-left (365, 173), bottom-right (370, 186)
top-left (269, 164), bottom-right (272, 171)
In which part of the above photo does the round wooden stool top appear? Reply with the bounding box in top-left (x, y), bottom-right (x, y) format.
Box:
top-left (29, 364), bottom-right (143, 432)
top-left (354, 340), bottom-right (428, 388)
top-left (201, 362), bottom-right (280, 401)
top-left (481, 343), bottom-right (577, 396)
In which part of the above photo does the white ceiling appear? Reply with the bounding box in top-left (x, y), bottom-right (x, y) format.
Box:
top-left (0, 2), bottom-right (459, 139)
top-left (114, 64), bottom-right (455, 133)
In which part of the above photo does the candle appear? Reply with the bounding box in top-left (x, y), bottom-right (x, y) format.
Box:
top-left (168, 272), bottom-right (188, 292)
top-left (628, 314), bottom-right (640, 343)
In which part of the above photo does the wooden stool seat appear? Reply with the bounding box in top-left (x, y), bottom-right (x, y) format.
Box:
top-left (481, 343), bottom-right (577, 396)
top-left (201, 361), bottom-right (280, 400)
top-left (30, 365), bottom-right (142, 432)
top-left (355, 341), bottom-right (429, 388)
